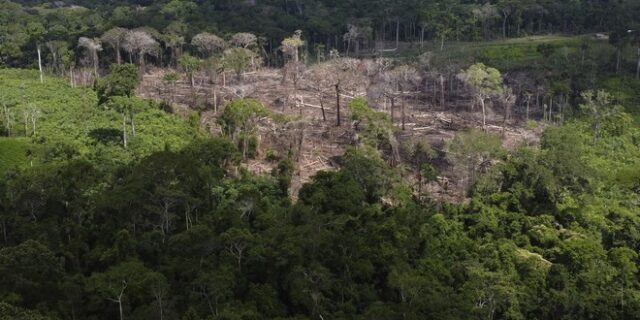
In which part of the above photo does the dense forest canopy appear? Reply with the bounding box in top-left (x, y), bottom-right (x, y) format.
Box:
top-left (1, 0), bottom-right (640, 320)
top-left (2, 0), bottom-right (640, 68)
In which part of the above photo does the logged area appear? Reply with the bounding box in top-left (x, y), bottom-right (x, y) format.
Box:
top-left (1, 1), bottom-right (640, 320)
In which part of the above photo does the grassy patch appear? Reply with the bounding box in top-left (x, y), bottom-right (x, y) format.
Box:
top-left (389, 35), bottom-right (610, 71)
top-left (0, 69), bottom-right (200, 167)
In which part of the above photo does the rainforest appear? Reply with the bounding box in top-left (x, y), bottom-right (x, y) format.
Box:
top-left (1, 0), bottom-right (640, 319)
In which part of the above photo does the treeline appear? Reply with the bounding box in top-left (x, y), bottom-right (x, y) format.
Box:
top-left (1, 94), bottom-right (640, 319)
top-left (1, 0), bottom-right (639, 69)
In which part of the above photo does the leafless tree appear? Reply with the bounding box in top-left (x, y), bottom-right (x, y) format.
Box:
top-left (326, 57), bottom-right (362, 126)
top-left (45, 40), bottom-right (68, 75)
top-left (343, 24), bottom-right (372, 56)
top-left (123, 30), bottom-right (160, 73)
top-left (101, 27), bottom-right (128, 64)
top-left (377, 66), bottom-right (421, 130)
top-left (163, 33), bottom-right (185, 67)
top-left (230, 32), bottom-right (257, 49)
top-left (302, 64), bottom-right (335, 121)
top-left (78, 37), bottom-right (102, 77)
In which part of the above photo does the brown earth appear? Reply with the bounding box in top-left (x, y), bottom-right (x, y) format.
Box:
top-left (137, 65), bottom-right (542, 202)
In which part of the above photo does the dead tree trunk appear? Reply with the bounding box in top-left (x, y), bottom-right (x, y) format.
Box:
top-left (401, 97), bottom-right (406, 131)
top-left (479, 96), bottom-right (487, 131)
top-left (390, 97), bottom-right (395, 124)
top-left (320, 95), bottom-right (327, 121)
top-left (395, 19), bottom-right (400, 49)
top-left (440, 74), bottom-right (445, 109)
top-left (335, 84), bottom-right (341, 126)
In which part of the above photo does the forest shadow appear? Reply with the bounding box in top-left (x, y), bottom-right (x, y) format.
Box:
top-left (89, 128), bottom-right (122, 144)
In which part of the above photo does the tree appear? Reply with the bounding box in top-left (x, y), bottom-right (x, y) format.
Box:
top-left (472, 3), bottom-right (500, 40)
top-left (230, 33), bottom-right (257, 49)
top-left (0, 302), bottom-right (53, 320)
top-left (497, 0), bottom-right (518, 38)
top-left (191, 32), bottom-right (226, 58)
top-left (182, 307), bottom-right (201, 320)
top-left (302, 64), bottom-right (334, 121)
top-left (221, 227), bottom-right (254, 271)
top-left (108, 96), bottom-right (147, 148)
top-left (382, 66), bottom-right (421, 130)
top-left (45, 40), bottom-right (70, 75)
top-left (579, 90), bottom-right (621, 142)
top-left (447, 129), bottom-right (502, 190)
top-left (327, 57), bottom-right (361, 126)
top-left (87, 260), bottom-right (157, 320)
top-left (459, 63), bottom-right (505, 130)
top-left (101, 27), bottom-right (128, 65)
top-left (222, 48), bottom-right (255, 82)
top-left (78, 37), bottom-right (102, 77)
top-left (281, 30), bottom-right (305, 84)
top-left (122, 30), bottom-right (159, 72)
top-left (343, 23), bottom-right (372, 56)
top-left (178, 54), bottom-right (202, 87)
top-left (96, 63), bottom-right (140, 104)
top-left (0, 240), bottom-right (63, 307)
top-left (218, 99), bottom-right (269, 159)
top-left (161, 0), bottom-right (197, 21)
top-left (407, 140), bottom-right (437, 193)
top-left (147, 272), bottom-right (169, 320)
top-left (26, 22), bottom-right (46, 83)
top-left (162, 25), bottom-right (187, 68)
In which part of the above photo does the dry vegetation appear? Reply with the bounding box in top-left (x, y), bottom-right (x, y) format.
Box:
top-left (137, 60), bottom-right (542, 200)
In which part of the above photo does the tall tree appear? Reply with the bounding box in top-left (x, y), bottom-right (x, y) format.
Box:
top-left (459, 63), bottom-right (505, 130)
top-left (78, 37), bottom-right (103, 77)
top-left (101, 27), bottom-right (128, 65)
top-left (122, 30), bottom-right (159, 73)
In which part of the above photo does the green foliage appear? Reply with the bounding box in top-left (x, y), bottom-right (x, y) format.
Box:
top-left (222, 48), bottom-right (255, 80)
top-left (447, 129), bottom-right (503, 189)
top-left (0, 302), bottom-right (55, 320)
top-left (0, 138), bottom-right (31, 174)
top-left (179, 54), bottom-right (202, 75)
top-left (1, 106), bottom-right (640, 319)
top-left (0, 240), bottom-right (63, 307)
top-left (461, 63), bottom-right (504, 97)
top-left (272, 157), bottom-right (294, 195)
top-left (2, 1), bottom-right (640, 320)
top-left (96, 64), bottom-right (140, 104)
top-left (420, 163), bottom-right (438, 183)
top-left (0, 69), bottom-right (197, 167)
top-left (163, 72), bottom-right (180, 83)
top-left (217, 99), bottom-right (269, 159)
top-left (348, 97), bottom-right (394, 149)
top-left (218, 99), bottom-right (269, 137)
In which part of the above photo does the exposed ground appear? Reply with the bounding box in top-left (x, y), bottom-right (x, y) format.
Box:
top-left (137, 64), bottom-right (542, 201)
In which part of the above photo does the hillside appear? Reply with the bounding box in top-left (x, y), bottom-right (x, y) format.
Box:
top-left (2, 0), bottom-right (640, 319)
top-left (0, 68), bottom-right (199, 171)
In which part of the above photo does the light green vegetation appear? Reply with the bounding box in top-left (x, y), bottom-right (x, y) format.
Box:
top-left (0, 69), bottom-right (199, 167)
top-left (392, 35), bottom-right (603, 70)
